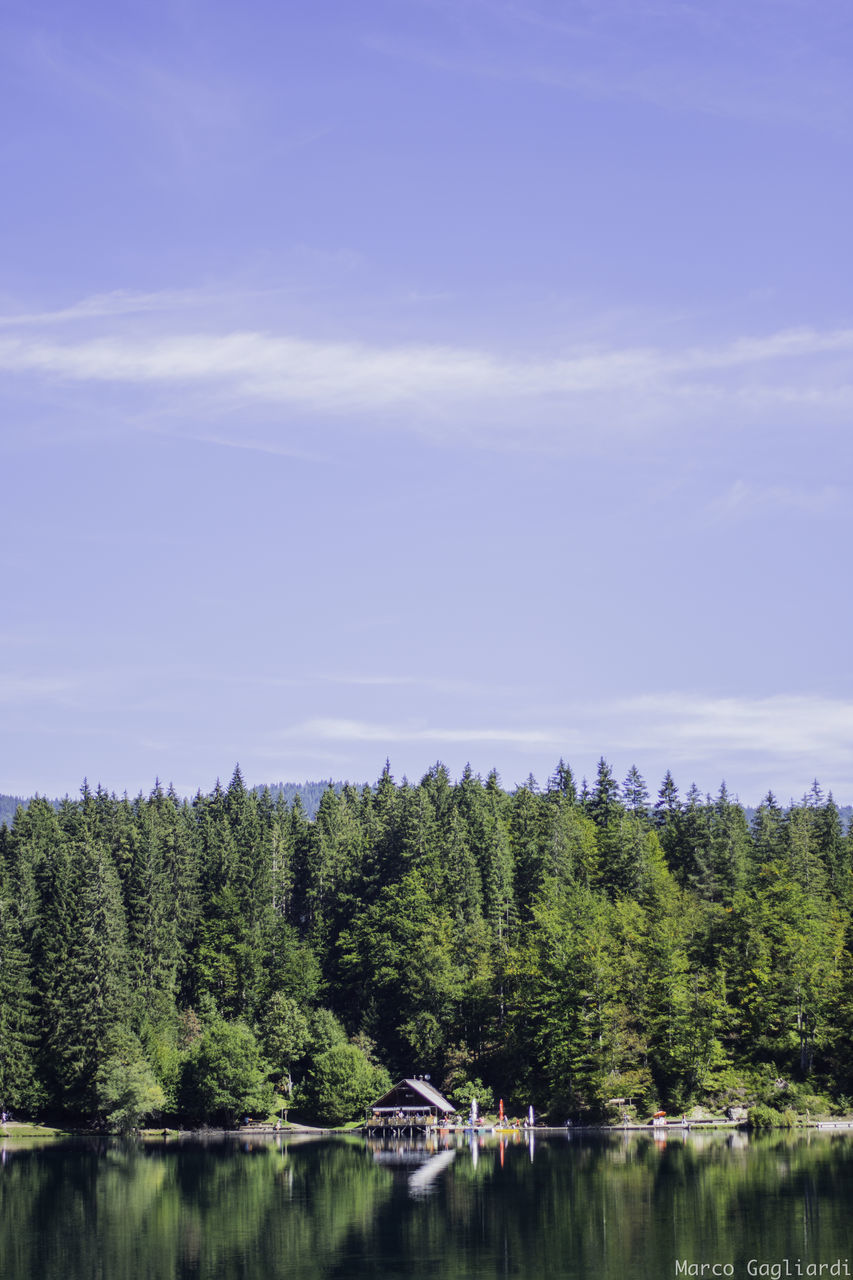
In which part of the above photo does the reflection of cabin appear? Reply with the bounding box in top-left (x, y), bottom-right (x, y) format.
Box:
top-left (365, 1078), bottom-right (455, 1133)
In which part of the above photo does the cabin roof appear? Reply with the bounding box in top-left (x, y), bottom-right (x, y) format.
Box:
top-left (371, 1078), bottom-right (455, 1113)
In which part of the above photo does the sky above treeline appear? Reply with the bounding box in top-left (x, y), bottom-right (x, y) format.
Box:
top-left (1, 0), bottom-right (852, 805)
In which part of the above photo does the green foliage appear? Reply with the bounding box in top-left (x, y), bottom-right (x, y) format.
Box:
top-left (257, 993), bottom-right (311, 1073)
top-left (301, 1043), bottom-right (391, 1126)
top-left (307, 1007), bottom-right (348, 1055)
top-left (95, 1028), bottom-right (166, 1131)
top-left (451, 1077), bottom-right (495, 1112)
top-left (747, 1104), bottom-right (786, 1129)
top-left (5, 765), bottom-right (853, 1125)
top-left (180, 1019), bottom-right (274, 1125)
top-left (141, 1019), bottom-right (184, 1111)
top-left (0, 868), bottom-right (42, 1110)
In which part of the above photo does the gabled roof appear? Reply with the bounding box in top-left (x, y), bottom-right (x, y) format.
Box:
top-left (372, 1078), bottom-right (455, 1113)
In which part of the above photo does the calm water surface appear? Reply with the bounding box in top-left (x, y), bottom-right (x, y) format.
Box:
top-left (2, 1130), bottom-right (852, 1280)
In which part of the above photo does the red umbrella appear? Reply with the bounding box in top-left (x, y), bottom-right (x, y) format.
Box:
top-left (653, 1110), bottom-right (667, 1118)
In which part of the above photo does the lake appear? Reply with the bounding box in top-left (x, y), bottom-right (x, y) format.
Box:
top-left (2, 1129), bottom-right (852, 1280)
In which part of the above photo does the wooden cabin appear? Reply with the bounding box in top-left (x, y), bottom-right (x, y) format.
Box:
top-left (366, 1078), bottom-right (455, 1132)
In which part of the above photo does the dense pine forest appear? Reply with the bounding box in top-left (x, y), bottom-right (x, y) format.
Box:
top-left (2, 760), bottom-right (853, 1131)
top-left (0, 780), bottom-right (354, 832)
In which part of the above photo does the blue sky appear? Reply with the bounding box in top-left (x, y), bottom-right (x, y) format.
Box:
top-left (2, 0), bottom-right (852, 804)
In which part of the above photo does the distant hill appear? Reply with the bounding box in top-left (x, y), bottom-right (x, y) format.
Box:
top-left (254, 779), bottom-right (367, 819)
top-left (0, 793), bottom-right (30, 828)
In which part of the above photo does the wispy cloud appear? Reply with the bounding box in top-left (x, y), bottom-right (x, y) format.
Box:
top-left (283, 717), bottom-right (558, 746)
top-left (16, 27), bottom-right (249, 157)
top-left (178, 428), bottom-right (330, 464)
top-left (282, 694), bottom-right (853, 761)
top-left (0, 674), bottom-right (81, 704)
top-left (1, 319), bottom-right (852, 449)
top-left (709, 480), bottom-right (843, 520)
top-left (603, 693), bottom-right (853, 758)
top-left (6, 680), bottom-right (852, 800)
top-left (320, 673), bottom-right (505, 696)
top-left (368, 0), bottom-right (853, 130)
top-left (0, 289), bottom-right (227, 328)
top-left (267, 693), bottom-right (853, 798)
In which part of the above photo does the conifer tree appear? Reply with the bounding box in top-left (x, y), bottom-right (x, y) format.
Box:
top-left (546, 759), bottom-right (578, 806)
top-left (45, 807), bottom-right (132, 1111)
top-left (816, 793), bottom-right (849, 898)
top-left (587, 758), bottom-right (621, 828)
top-left (509, 780), bottom-right (552, 918)
top-left (0, 861), bottom-right (42, 1110)
top-left (622, 765), bottom-right (649, 816)
top-left (750, 792), bottom-right (784, 870)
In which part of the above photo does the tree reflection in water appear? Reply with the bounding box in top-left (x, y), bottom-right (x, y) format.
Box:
top-left (1, 1132), bottom-right (852, 1280)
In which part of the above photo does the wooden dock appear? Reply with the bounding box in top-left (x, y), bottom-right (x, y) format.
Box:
top-left (363, 1118), bottom-right (437, 1137)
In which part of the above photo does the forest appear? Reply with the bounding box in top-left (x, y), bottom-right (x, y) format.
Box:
top-left (1, 760), bottom-right (853, 1130)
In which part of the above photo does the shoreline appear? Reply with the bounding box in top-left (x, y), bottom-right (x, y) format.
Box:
top-left (6, 1118), bottom-right (853, 1142)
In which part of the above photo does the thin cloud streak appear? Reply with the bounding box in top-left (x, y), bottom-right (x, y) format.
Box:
top-left (0, 675), bottom-right (81, 704)
top-left (708, 480), bottom-right (843, 520)
top-left (0, 289), bottom-right (218, 327)
top-left (1, 323), bottom-right (852, 445)
top-left (7, 693), bottom-right (852, 801)
top-left (320, 673), bottom-right (506, 696)
top-left (178, 429), bottom-right (331, 464)
top-left (279, 694), bottom-right (853, 773)
top-left (605, 694), bottom-right (853, 762)
top-left (368, 0), bottom-right (853, 130)
top-left (289, 718), bottom-right (556, 745)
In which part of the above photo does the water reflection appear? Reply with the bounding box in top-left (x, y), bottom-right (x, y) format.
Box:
top-left (2, 1131), bottom-right (852, 1280)
top-left (407, 1149), bottom-right (456, 1196)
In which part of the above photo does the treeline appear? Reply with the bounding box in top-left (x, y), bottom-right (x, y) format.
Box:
top-left (2, 761), bottom-right (853, 1129)
top-left (0, 780), bottom-right (353, 831)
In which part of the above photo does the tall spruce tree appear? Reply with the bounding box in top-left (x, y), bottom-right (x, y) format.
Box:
top-left (0, 856), bottom-right (42, 1110)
